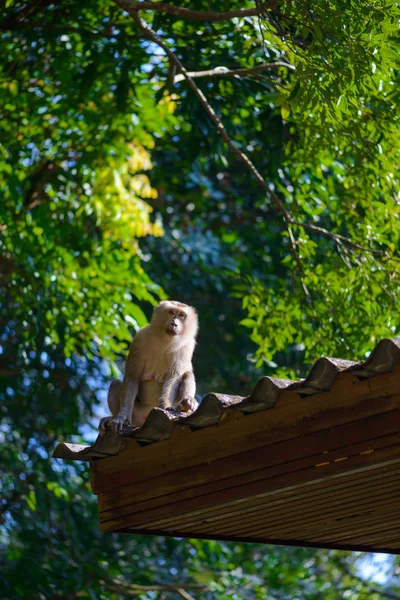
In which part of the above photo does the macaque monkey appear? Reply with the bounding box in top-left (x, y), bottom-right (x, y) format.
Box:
top-left (99, 301), bottom-right (198, 435)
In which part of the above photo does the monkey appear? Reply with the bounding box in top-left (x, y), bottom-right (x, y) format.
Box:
top-left (99, 300), bottom-right (198, 435)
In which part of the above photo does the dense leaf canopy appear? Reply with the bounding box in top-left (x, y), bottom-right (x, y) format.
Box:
top-left (1, 1), bottom-right (400, 599)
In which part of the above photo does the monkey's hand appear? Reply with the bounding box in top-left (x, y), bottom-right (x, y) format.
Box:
top-left (98, 414), bottom-right (130, 435)
top-left (175, 397), bottom-right (198, 414)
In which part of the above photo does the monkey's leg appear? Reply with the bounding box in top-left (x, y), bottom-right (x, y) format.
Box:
top-left (159, 376), bottom-right (181, 410)
top-left (98, 379), bottom-right (122, 435)
top-left (108, 379), bottom-right (122, 415)
top-left (175, 371), bottom-right (198, 414)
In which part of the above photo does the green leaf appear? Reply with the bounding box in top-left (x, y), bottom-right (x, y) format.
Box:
top-left (25, 491), bottom-right (37, 511)
top-left (281, 103), bottom-right (291, 119)
top-left (239, 318), bottom-right (257, 328)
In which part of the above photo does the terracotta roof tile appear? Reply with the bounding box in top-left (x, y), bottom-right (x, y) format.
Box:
top-left (52, 337), bottom-right (400, 461)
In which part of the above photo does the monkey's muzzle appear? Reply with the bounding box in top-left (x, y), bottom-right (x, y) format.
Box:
top-left (166, 321), bottom-right (179, 335)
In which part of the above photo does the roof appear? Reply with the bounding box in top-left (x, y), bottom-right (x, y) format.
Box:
top-left (53, 337), bottom-right (400, 460)
top-left (53, 337), bottom-right (400, 553)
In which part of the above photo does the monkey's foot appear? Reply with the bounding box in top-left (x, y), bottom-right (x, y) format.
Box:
top-left (98, 416), bottom-right (113, 436)
top-left (175, 397), bottom-right (198, 414)
top-left (98, 415), bottom-right (130, 436)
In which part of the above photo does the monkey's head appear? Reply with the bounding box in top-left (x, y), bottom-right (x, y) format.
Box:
top-left (152, 300), bottom-right (198, 340)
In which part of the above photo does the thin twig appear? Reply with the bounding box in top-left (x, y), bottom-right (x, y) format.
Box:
top-left (176, 589), bottom-right (197, 600)
top-left (289, 219), bottom-right (387, 256)
top-left (288, 225), bottom-right (312, 302)
top-left (174, 61), bottom-right (294, 83)
top-left (115, 0), bottom-right (261, 21)
top-left (101, 580), bottom-right (209, 596)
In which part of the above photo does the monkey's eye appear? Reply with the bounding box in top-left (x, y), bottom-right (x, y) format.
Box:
top-left (168, 310), bottom-right (175, 316)
top-left (178, 313), bottom-right (186, 320)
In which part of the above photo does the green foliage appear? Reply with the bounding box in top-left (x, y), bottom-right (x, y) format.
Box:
top-left (239, 57), bottom-right (400, 367)
top-left (0, 1), bottom-right (177, 362)
top-left (274, 0), bottom-right (400, 122)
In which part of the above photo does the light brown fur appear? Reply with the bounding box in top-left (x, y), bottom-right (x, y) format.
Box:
top-left (99, 300), bottom-right (198, 434)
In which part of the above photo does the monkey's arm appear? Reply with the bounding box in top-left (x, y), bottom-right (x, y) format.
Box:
top-left (110, 375), bottom-right (139, 433)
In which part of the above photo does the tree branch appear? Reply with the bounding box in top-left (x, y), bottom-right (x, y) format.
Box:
top-left (287, 225), bottom-right (313, 304)
top-left (0, 20), bottom-right (144, 42)
top-left (174, 62), bottom-right (294, 83)
top-left (0, 0), bottom-right (53, 30)
top-left (115, 0), bottom-right (260, 21)
top-left (114, 0), bottom-right (388, 264)
top-left (339, 563), bottom-right (400, 600)
top-left (289, 219), bottom-right (387, 256)
top-left (101, 580), bottom-right (209, 596)
top-left (363, 586), bottom-right (400, 600)
top-left (118, 5), bottom-right (290, 218)
top-left (176, 589), bottom-right (196, 600)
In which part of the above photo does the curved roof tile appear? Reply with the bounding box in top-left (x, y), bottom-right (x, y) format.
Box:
top-left (52, 337), bottom-right (400, 461)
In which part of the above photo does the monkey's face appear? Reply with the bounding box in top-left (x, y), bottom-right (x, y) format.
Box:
top-left (165, 307), bottom-right (187, 336)
top-left (152, 301), bottom-right (199, 341)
